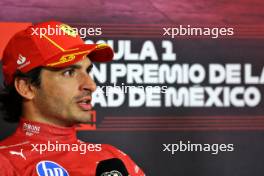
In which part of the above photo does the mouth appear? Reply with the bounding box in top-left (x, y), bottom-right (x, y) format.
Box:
top-left (77, 96), bottom-right (92, 111)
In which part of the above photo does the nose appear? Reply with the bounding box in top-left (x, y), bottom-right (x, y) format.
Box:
top-left (79, 73), bottom-right (97, 93)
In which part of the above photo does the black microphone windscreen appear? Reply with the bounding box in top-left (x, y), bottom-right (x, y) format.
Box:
top-left (96, 158), bottom-right (129, 176)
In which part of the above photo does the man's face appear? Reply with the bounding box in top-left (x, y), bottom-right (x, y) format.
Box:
top-left (32, 57), bottom-right (96, 126)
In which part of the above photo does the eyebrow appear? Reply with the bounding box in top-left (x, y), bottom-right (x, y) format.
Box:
top-left (45, 63), bottom-right (93, 72)
top-left (66, 64), bottom-right (82, 70)
top-left (65, 63), bottom-right (94, 73)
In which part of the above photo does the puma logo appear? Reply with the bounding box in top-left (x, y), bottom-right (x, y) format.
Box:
top-left (17, 54), bottom-right (26, 65)
top-left (9, 149), bottom-right (26, 160)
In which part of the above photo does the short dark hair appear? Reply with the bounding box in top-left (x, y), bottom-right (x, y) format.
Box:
top-left (0, 67), bottom-right (42, 123)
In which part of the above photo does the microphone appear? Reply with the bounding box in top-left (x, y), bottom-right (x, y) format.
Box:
top-left (96, 158), bottom-right (129, 176)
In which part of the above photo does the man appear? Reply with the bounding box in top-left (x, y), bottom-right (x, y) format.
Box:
top-left (0, 21), bottom-right (145, 176)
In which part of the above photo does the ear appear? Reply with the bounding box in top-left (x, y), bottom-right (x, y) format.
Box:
top-left (14, 78), bottom-right (36, 100)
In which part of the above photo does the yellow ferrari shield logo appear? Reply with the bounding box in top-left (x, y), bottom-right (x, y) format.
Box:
top-left (60, 24), bottom-right (77, 37)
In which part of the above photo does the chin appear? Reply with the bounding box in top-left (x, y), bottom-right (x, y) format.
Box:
top-left (71, 110), bottom-right (92, 123)
top-left (76, 115), bottom-right (92, 123)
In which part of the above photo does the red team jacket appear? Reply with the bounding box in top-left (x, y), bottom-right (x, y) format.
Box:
top-left (0, 119), bottom-right (145, 176)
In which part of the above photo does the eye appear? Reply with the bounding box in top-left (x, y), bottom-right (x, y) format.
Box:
top-left (86, 64), bottom-right (93, 74)
top-left (63, 69), bottom-right (76, 77)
